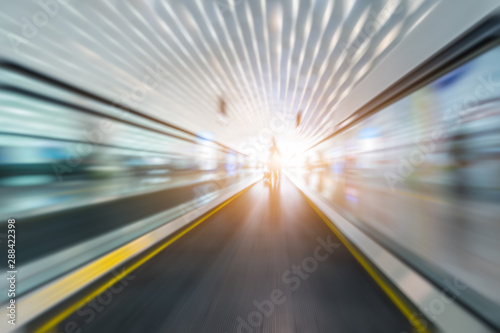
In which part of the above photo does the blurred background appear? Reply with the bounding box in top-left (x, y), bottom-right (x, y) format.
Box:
top-left (290, 43), bottom-right (500, 321)
top-left (0, 0), bottom-right (499, 332)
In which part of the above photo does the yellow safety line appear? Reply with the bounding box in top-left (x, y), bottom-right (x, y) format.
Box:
top-left (298, 190), bottom-right (430, 333)
top-left (35, 185), bottom-right (252, 333)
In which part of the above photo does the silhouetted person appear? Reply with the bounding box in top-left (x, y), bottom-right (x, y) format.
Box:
top-left (219, 96), bottom-right (227, 116)
top-left (296, 110), bottom-right (302, 127)
top-left (267, 137), bottom-right (281, 187)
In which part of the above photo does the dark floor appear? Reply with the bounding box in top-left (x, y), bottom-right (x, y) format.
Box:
top-left (58, 178), bottom-right (412, 333)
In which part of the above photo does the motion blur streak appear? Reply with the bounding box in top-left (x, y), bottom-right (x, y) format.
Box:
top-left (0, 1), bottom-right (499, 333)
top-left (294, 43), bottom-right (500, 312)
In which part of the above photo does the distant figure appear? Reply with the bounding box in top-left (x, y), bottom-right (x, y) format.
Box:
top-left (267, 137), bottom-right (281, 187)
top-left (217, 96), bottom-right (229, 126)
top-left (219, 96), bottom-right (227, 116)
top-left (296, 110), bottom-right (302, 127)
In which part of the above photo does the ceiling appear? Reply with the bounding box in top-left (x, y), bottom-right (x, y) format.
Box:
top-left (0, 0), bottom-right (489, 160)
